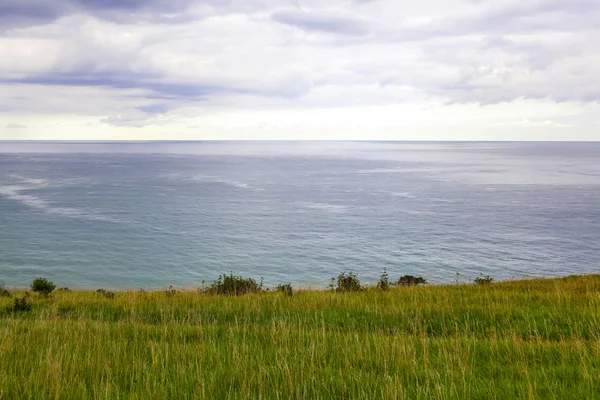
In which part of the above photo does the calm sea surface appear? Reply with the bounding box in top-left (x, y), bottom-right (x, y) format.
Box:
top-left (0, 141), bottom-right (598, 289)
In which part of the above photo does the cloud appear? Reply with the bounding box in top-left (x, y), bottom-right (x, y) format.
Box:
top-left (5, 123), bottom-right (27, 129)
top-left (0, 0), bottom-right (201, 29)
top-left (0, 0), bottom-right (599, 136)
top-left (522, 119), bottom-right (573, 128)
top-left (271, 9), bottom-right (370, 35)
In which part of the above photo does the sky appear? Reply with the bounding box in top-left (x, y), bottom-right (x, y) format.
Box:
top-left (0, 0), bottom-right (599, 141)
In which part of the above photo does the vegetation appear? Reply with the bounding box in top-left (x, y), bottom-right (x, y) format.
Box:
top-left (96, 289), bottom-right (115, 299)
top-left (203, 272), bottom-right (264, 295)
top-left (165, 285), bottom-right (178, 297)
top-left (474, 275), bottom-right (495, 285)
top-left (0, 282), bottom-right (10, 297)
top-left (11, 297), bottom-right (32, 312)
top-left (30, 277), bottom-right (56, 296)
top-left (331, 271), bottom-right (364, 292)
top-left (395, 274), bottom-right (427, 286)
top-left (0, 275), bottom-right (599, 398)
top-left (377, 268), bottom-right (390, 291)
top-left (276, 283), bottom-right (293, 296)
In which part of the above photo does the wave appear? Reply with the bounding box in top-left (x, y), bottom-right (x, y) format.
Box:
top-left (399, 209), bottom-right (437, 215)
top-left (8, 175), bottom-right (47, 186)
top-left (161, 173), bottom-right (262, 191)
top-left (192, 175), bottom-right (260, 190)
top-left (0, 176), bottom-right (116, 222)
top-left (296, 202), bottom-right (348, 213)
top-left (355, 168), bottom-right (405, 174)
top-left (381, 191), bottom-right (416, 198)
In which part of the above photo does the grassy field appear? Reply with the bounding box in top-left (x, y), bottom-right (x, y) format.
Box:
top-left (1, 275), bottom-right (599, 399)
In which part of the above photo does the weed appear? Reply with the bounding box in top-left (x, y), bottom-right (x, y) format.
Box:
top-left (395, 275), bottom-right (427, 286)
top-left (276, 283), bottom-right (293, 296)
top-left (333, 272), bottom-right (363, 292)
top-left (165, 285), bottom-right (178, 297)
top-left (31, 277), bottom-right (56, 296)
top-left (0, 282), bottom-right (10, 297)
top-left (474, 275), bottom-right (494, 285)
top-left (377, 268), bottom-right (390, 291)
top-left (96, 289), bottom-right (115, 299)
top-left (204, 273), bottom-right (264, 295)
top-left (12, 297), bottom-right (32, 312)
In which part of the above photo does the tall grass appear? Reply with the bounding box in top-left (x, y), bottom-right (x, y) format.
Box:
top-left (1, 275), bottom-right (599, 399)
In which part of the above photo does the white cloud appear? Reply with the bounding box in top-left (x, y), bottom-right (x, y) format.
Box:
top-left (5, 123), bottom-right (27, 129)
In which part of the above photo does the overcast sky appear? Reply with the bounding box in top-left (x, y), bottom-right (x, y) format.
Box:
top-left (1, 0), bottom-right (599, 140)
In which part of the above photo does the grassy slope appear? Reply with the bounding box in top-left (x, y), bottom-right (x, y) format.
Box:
top-left (1, 275), bottom-right (599, 399)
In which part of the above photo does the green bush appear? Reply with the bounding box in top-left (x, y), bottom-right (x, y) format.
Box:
top-left (96, 289), bottom-right (115, 299)
top-left (395, 275), bottom-right (427, 286)
top-left (165, 285), bottom-right (178, 297)
top-left (0, 282), bottom-right (11, 297)
top-left (13, 297), bottom-right (32, 312)
top-left (332, 272), bottom-right (363, 292)
top-left (377, 268), bottom-right (390, 291)
top-left (474, 275), bottom-right (494, 285)
top-left (31, 277), bottom-right (56, 296)
top-left (204, 273), bottom-right (264, 295)
top-left (276, 283), bottom-right (293, 296)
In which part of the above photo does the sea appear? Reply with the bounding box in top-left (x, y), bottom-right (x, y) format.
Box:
top-left (0, 141), bottom-right (598, 289)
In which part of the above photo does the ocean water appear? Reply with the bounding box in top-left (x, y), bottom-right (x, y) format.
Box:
top-left (0, 141), bottom-right (598, 289)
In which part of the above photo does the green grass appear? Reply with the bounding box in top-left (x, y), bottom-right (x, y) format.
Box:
top-left (1, 275), bottom-right (599, 399)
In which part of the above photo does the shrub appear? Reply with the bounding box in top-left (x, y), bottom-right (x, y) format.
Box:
top-left (332, 272), bottom-right (363, 292)
top-left (204, 273), bottom-right (264, 295)
top-left (395, 275), bottom-right (427, 286)
top-left (57, 287), bottom-right (71, 292)
top-left (96, 289), bottom-right (115, 299)
top-left (13, 297), bottom-right (32, 312)
top-left (31, 277), bottom-right (56, 296)
top-left (276, 283), bottom-right (293, 296)
top-left (377, 268), bottom-right (390, 291)
top-left (165, 285), bottom-right (178, 297)
top-left (0, 282), bottom-right (10, 297)
top-left (474, 275), bottom-right (494, 285)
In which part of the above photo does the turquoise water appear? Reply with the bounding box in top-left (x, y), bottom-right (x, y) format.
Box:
top-left (1, 141), bottom-right (599, 289)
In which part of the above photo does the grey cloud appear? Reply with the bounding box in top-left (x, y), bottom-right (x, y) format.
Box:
top-left (1, 69), bottom-right (310, 101)
top-left (271, 9), bottom-right (370, 35)
top-left (137, 104), bottom-right (170, 114)
top-left (0, 0), bottom-right (225, 28)
top-left (2, 72), bottom-right (226, 99)
top-left (0, 1), bottom-right (70, 28)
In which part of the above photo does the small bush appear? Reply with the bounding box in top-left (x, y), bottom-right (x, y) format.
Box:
top-left (57, 287), bottom-right (71, 292)
top-left (31, 277), bottom-right (56, 296)
top-left (96, 289), bottom-right (115, 299)
top-left (276, 283), bottom-right (293, 296)
top-left (395, 275), bottom-right (427, 286)
top-left (165, 285), bottom-right (178, 297)
top-left (333, 272), bottom-right (363, 292)
top-left (0, 282), bottom-right (11, 297)
top-left (474, 275), bottom-right (494, 285)
top-left (13, 297), bottom-right (32, 312)
top-left (204, 273), bottom-right (264, 295)
top-left (377, 268), bottom-right (390, 291)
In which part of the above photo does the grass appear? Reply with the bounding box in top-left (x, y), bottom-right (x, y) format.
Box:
top-left (0, 275), bottom-right (599, 399)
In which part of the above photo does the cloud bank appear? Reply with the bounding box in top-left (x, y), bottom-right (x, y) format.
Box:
top-left (0, 0), bottom-right (599, 140)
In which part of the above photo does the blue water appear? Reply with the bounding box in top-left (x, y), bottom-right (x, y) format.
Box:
top-left (0, 141), bottom-right (598, 289)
